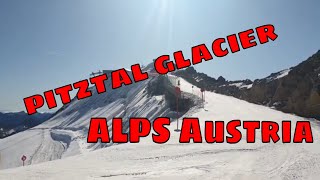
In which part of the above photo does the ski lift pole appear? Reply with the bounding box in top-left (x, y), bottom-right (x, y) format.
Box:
top-left (175, 86), bottom-right (181, 131)
top-left (176, 95), bottom-right (179, 130)
top-left (200, 87), bottom-right (205, 108)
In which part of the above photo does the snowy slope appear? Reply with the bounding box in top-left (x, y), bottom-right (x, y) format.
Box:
top-left (266, 68), bottom-right (292, 82)
top-left (0, 73), bottom-right (175, 170)
top-left (1, 76), bottom-right (320, 179)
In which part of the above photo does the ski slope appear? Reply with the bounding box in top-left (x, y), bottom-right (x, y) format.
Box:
top-left (0, 73), bottom-right (175, 170)
top-left (1, 76), bottom-right (320, 179)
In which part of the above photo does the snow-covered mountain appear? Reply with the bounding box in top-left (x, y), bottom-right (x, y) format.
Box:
top-left (0, 68), bottom-right (197, 170)
top-left (0, 76), bottom-right (320, 179)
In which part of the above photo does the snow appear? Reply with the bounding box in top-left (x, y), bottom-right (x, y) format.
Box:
top-left (194, 76), bottom-right (203, 82)
top-left (154, 95), bottom-right (164, 101)
top-left (229, 82), bottom-right (243, 87)
top-left (266, 69), bottom-right (291, 82)
top-left (228, 82), bottom-right (253, 89)
top-left (275, 69), bottom-right (291, 79)
top-left (7, 129), bottom-right (15, 135)
top-left (1, 75), bottom-right (320, 179)
top-left (0, 75), bottom-right (173, 170)
top-left (244, 84), bottom-right (253, 89)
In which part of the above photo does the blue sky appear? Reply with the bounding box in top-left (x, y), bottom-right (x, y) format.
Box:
top-left (0, 0), bottom-right (320, 112)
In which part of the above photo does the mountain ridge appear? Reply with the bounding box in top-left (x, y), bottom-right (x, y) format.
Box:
top-left (174, 50), bottom-right (320, 119)
top-left (0, 111), bottom-right (52, 138)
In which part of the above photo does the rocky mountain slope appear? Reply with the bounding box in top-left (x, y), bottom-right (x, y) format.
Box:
top-left (175, 50), bottom-right (320, 119)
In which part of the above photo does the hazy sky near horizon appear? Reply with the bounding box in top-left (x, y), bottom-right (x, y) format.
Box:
top-left (0, 0), bottom-right (320, 112)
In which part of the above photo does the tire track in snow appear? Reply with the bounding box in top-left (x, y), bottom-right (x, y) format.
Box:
top-left (134, 147), bottom-right (262, 161)
top-left (28, 129), bottom-right (45, 165)
top-left (99, 172), bottom-right (148, 178)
